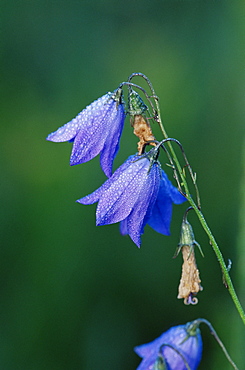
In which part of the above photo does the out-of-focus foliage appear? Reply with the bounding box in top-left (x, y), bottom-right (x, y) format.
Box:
top-left (1, 1), bottom-right (245, 369)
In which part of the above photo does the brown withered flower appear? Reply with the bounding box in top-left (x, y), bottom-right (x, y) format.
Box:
top-left (176, 216), bottom-right (203, 305)
top-left (131, 114), bottom-right (156, 155)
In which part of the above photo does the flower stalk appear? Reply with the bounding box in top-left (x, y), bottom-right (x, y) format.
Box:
top-left (158, 100), bottom-right (245, 324)
top-left (192, 318), bottom-right (239, 370)
top-left (128, 73), bottom-right (245, 324)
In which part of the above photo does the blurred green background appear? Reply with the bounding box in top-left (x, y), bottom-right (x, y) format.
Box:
top-left (1, 1), bottom-right (245, 369)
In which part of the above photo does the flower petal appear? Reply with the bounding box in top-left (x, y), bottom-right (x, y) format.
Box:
top-left (163, 326), bottom-right (202, 370)
top-left (147, 188), bottom-right (173, 235)
top-left (147, 170), bottom-right (186, 235)
top-left (100, 103), bottom-right (125, 177)
top-left (135, 355), bottom-right (160, 370)
top-left (120, 163), bottom-right (161, 247)
top-left (46, 93), bottom-right (110, 143)
top-left (46, 115), bottom-right (83, 142)
top-left (69, 96), bottom-right (117, 166)
top-left (135, 323), bottom-right (202, 370)
top-left (77, 155), bottom-right (139, 205)
top-left (161, 171), bottom-right (186, 204)
top-left (96, 157), bottom-right (150, 225)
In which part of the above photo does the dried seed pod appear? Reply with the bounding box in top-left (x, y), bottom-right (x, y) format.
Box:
top-left (132, 114), bottom-right (156, 154)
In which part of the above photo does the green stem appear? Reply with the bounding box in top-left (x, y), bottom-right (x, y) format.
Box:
top-left (126, 72), bottom-right (245, 323)
top-left (155, 97), bottom-right (245, 325)
top-left (193, 319), bottom-right (239, 370)
top-left (189, 199), bottom-right (245, 325)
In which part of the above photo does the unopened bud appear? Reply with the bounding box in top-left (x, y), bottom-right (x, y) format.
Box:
top-left (128, 89), bottom-right (148, 115)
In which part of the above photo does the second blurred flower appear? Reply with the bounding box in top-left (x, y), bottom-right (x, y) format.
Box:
top-left (134, 320), bottom-right (203, 370)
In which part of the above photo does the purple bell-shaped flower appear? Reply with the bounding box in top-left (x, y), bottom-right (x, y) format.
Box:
top-left (46, 88), bottom-right (125, 177)
top-left (77, 150), bottom-right (186, 247)
top-left (134, 320), bottom-right (203, 369)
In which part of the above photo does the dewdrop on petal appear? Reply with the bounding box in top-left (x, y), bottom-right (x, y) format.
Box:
top-left (176, 215), bottom-right (203, 305)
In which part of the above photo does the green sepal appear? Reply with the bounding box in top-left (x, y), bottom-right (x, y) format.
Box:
top-left (111, 87), bottom-right (124, 106)
top-left (128, 89), bottom-right (148, 115)
top-left (175, 219), bottom-right (204, 258)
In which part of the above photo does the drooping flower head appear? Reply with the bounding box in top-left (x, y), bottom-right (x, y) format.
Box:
top-left (134, 320), bottom-right (203, 370)
top-left (77, 148), bottom-right (186, 247)
top-left (46, 88), bottom-right (125, 177)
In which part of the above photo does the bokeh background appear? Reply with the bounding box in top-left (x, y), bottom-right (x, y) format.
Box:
top-left (1, 1), bottom-right (245, 369)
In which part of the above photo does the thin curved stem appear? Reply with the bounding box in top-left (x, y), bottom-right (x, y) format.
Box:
top-left (127, 73), bottom-right (245, 323)
top-left (127, 72), bottom-right (157, 97)
top-left (188, 199), bottom-right (245, 325)
top-left (148, 78), bottom-right (245, 325)
top-left (194, 318), bottom-right (239, 369)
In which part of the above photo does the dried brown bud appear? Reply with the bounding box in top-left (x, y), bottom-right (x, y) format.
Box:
top-left (177, 245), bottom-right (203, 305)
top-left (131, 114), bottom-right (156, 155)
